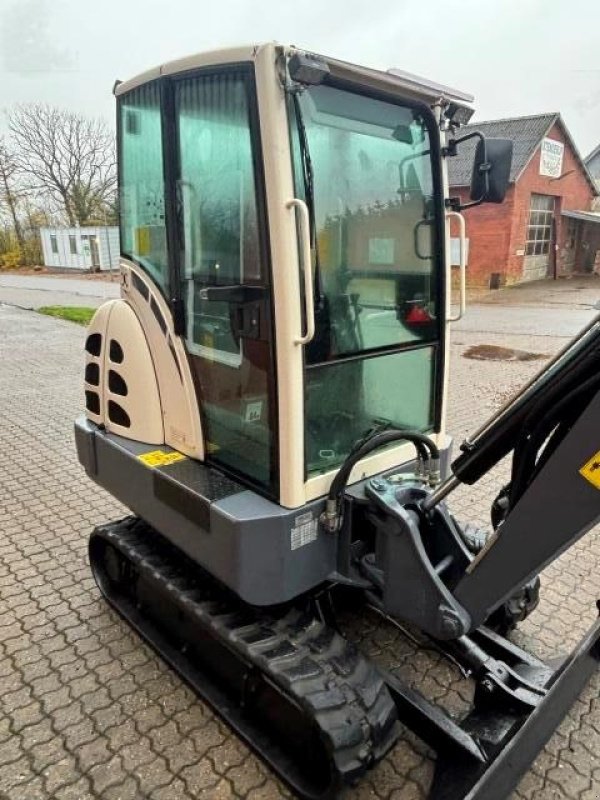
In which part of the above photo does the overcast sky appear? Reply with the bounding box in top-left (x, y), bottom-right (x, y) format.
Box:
top-left (1, 0), bottom-right (598, 156)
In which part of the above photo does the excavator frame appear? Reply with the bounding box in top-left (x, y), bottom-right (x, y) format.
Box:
top-left (76, 43), bottom-right (600, 799)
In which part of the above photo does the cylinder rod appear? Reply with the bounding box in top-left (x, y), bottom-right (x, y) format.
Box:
top-left (421, 474), bottom-right (460, 512)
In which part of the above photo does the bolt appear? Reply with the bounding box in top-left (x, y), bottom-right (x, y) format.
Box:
top-left (371, 479), bottom-right (386, 492)
top-left (481, 678), bottom-right (495, 694)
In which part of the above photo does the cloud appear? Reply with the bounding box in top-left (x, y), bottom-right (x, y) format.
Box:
top-left (1, 0), bottom-right (76, 75)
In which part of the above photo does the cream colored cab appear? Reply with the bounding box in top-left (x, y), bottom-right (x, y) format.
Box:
top-left (85, 43), bottom-right (472, 508)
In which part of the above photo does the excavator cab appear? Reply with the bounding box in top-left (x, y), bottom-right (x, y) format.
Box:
top-left (76, 44), bottom-right (600, 800)
top-left (97, 45), bottom-right (460, 508)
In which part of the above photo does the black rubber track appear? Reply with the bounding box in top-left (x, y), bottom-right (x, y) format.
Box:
top-left (89, 517), bottom-right (400, 799)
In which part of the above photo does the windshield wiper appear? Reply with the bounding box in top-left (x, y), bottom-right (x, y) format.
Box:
top-left (291, 91), bottom-right (323, 305)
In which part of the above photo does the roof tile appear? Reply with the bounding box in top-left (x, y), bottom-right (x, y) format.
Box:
top-left (447, 113), bottom-right (557, 186)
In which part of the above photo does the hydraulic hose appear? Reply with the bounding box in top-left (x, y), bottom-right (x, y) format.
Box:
top-left (346, 426), bottom-right (430, 467)
top-left (509, 372), bottom-right (600, 507)
top-left (324, 429), bottom-right (439, 531)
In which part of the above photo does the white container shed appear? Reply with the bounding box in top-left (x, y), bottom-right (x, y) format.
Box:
top-left (40, 226), bottom-right (120, 271)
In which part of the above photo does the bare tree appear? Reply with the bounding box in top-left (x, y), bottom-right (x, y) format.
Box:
top-left (0, 138), bottom-right (25, 249)
top-left (8, 103), bottom-right (116, 226)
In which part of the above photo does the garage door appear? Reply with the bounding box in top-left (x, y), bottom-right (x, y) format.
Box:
top-left (523, 194), bottom-right (554, 281)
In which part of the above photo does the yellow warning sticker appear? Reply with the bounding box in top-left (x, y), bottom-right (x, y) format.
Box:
top-left (138, 450), bottom-right (187, 468)
top-left (579, 451), bottom-right (600, 490)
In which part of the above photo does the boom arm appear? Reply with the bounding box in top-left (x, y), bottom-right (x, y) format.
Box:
top-left (351, 316), bottom-right (600, 800)
top-left (443, 314), bottom-right (600, 626)
top-left (455, 374), bottom-right (600, 626)
top-left (358, 315), bottom-right (600, 639)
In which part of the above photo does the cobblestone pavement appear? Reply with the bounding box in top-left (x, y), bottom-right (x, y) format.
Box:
top-left (1, 302), bottom-right (599, 800)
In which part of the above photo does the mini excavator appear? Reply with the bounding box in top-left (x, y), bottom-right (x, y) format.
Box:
top-left (75, 44), bottom-right (600, 799)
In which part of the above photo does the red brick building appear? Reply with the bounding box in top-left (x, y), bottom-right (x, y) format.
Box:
top-left (448, 113), bottom-right (600, 288)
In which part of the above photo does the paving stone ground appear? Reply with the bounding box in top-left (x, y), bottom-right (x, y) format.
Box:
top-left (0, 302), bottom-right (599, 800)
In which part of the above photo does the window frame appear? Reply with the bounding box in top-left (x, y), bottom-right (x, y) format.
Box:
top-left (50, 234), bottom-right (58, 255)
top-left (288, 74), bottom-right (447, 446)
top-left (116, 63), bottom-right (280, 500)
top-left (166, 63), bottom-right (281, 498)
top-left (116, 79), bottom-right (170, 297)
top-left (525, 193), bottom-right (555, 257)
top-left (172, 67), bottom-right (265, 368)
top-left (69, 234), bottom-right (77, 255)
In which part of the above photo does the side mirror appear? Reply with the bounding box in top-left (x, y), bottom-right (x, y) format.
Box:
top-left (470, 137), bottom-right (513, 204)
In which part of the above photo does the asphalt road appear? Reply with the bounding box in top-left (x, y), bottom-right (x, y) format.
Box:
top-left (0, 274), bottom-right (120, 310)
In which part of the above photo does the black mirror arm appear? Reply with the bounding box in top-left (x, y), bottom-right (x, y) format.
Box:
top-left (444, 130), bottom-right (490, 211)
top-left (442, 129), bottom-right (484, 157)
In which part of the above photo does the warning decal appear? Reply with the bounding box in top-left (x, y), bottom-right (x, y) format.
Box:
top-left (138, 450), bottom-right (187, 468)
top-left (291, 512), bottom-right (318, 551)
top-left (579, 450), bottom-right (600, 490)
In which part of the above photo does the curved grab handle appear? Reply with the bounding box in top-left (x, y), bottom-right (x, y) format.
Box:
top-left (446, 210), bottom-right (467, 323)
top-left (287, 198), bottom-right (315, 345)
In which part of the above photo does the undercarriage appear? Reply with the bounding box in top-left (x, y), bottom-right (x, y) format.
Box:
top-left (89, 516), bottom-right (600, 800)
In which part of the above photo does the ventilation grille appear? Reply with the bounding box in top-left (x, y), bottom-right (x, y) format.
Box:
top-left (128, 269), bottom-right (182, 384)
top-left (132, 270), bottom-right (149, 300)
top-left (85, 391), bottom-right (100, 415)
top-left (85, 333), bottom-right (101, 356)
top-left (108, 370), bottom-right (128, 396)
top-left (150, 296), bottom-right (167, 334)
top-left (108, 401), bottom-right (130, 428)
top-left (85, 331), bottom-right (102, 421)
top-left (109, 339), bottom-right (124, 363)
top-left (85, 362), bottom-right (100, 386)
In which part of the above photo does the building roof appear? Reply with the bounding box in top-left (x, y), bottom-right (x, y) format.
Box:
top-left (585, 144), bottom-right (600, 186)
top-left (448, 112), bottom-right (598, 195)
top-left (562, 209), bottom-right (600, 225)
top-left (586, 143), bottom-right (600, 165)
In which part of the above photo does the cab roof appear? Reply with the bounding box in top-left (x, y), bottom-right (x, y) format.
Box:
top-left (114, 42), bottom-right (474, 115)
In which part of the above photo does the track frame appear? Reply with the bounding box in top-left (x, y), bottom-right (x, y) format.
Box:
top-left (89, 516), bottom-right (600, 800)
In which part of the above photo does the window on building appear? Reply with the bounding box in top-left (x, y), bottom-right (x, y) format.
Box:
top-left (50, 234), bottom-right (58, 255)
top-left (69, 235), bottom-right (77, 255)
top-left (525, 194), bottom-right (554, 256)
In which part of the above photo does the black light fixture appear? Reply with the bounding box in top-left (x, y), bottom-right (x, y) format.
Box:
top-left (288, 52), bottom-right (330, 86)
top-left (444, 102), bottom-right (475, 126)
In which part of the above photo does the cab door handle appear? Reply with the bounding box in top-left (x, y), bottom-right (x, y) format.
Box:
top-left (446, 210), bottom-right (467, 323)
top-left (287, 198), bottom-right (315, 345)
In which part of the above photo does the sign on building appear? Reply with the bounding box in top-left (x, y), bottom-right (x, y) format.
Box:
top-left (539, 138), bottom-right (564, 178)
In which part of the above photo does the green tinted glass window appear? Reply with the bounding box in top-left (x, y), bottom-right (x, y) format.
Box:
top-left (290, 84), bottom-right (442, 476)
top-left (294, 85), bottom-right (439, 364)
top-left (306, 347), bottom-right (435, 473)
top-left (176, 71), bottom-right (277, 492)
top-left (119, 82), bottom-right (168, 292)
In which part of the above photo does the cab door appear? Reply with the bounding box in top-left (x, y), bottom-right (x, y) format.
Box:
top-left (173, 67), bottom-right (279, 496)
top-left (288, 81), bottom-right (446, 488)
